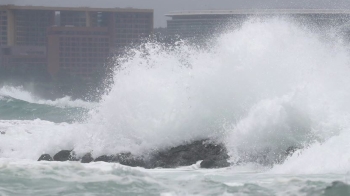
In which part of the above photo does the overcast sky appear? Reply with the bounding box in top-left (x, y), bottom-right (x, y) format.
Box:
top-left (3, 0), bottom-right (350, 27)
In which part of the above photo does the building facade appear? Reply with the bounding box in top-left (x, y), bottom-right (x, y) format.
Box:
top-left (47, 26), bottom-right (111, 79)
top-left (166, 10), bottom-right (350, 39)
top-left (0, 5), bottom-right (153, 80)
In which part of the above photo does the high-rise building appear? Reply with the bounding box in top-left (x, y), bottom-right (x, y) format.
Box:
top-left (47, 26), bottom-right (111, 79)
top-left (0, 5), bottom-right (153, 80)
top-left (166, 10), bottom-right (350, 39)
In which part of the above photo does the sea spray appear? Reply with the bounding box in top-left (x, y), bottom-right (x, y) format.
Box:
top-left (1, 19), bottom-right (350, 174)
top-left (78, 18), bottom-right (350, 163)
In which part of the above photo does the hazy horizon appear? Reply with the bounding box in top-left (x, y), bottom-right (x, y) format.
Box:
top-left (3, 0), bottom-right (350, 27)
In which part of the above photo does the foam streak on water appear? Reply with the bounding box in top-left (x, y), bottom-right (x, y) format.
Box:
top-left (0, 160), bottom-right (349, 196)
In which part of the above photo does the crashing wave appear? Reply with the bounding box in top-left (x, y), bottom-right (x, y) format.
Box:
top-left (1, 18), bottom-right (350, 173)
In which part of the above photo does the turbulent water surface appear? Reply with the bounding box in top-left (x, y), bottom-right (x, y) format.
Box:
top-left (1, 19), bottom-right (350, 195)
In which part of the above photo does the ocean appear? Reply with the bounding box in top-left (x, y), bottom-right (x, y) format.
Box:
top-left (1, 18), bottom-right (350, 195)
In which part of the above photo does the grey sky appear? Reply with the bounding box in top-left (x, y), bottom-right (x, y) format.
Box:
top-left (3, 0), bottom-right (350, 27)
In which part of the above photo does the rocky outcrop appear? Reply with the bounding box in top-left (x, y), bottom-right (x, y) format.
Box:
top-left (95, 152), bottom-right (147, 167)
top-left (147, 140), bottom-right (229, 168)
top-left (38, 154), bottom-right (53, 161)
top-left (200, 158), bottom-right (230, 168)
top-left (81, 153), bottom-right (94, 163)
top-left (94, 155), bottom-right (113, 162)
top-left (37, 139), bottom-right (231, 169)
top-left (53, 150), bottom-right (78, 161)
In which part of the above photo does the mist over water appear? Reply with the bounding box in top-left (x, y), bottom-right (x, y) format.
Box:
top-left (2, 18), bottom-right (350, 175)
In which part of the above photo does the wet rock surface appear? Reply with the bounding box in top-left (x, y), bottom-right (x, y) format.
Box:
top-left (94, 152), bottom-right (147, 167)
top-left (94, 155), bottom-right (113, 162)
top-left (53, 150), bottom-right (78, 161)
top-left (81, 153), bottom-right (94, 163)
top-left (38, 154), bottom-right (53, 161)
top-left (200, 158), bottom-right (230, 168)
top-left (38, 139), bottom-right (231, 169)
top-left (112, 152), bottom-right (147, 167)
top-left (147, 140), bottom-right (230, 168)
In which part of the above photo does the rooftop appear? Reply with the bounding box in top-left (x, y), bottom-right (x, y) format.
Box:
top-left (0, 4), bottom-right (153, 13)
top-left (166, 9), bottom-right (350, 16)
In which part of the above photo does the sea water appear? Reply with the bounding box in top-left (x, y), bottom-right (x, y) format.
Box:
top-left (1, 18), bottom-right (350, 195)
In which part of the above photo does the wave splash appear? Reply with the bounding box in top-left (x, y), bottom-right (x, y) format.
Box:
top-left (82, 18), bottom-right (350, 163)
top-left (2, 18), bottom-right (350, 173)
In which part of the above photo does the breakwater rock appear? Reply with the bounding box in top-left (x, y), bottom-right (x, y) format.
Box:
top-left (38, 139), bottom-right (230, 169)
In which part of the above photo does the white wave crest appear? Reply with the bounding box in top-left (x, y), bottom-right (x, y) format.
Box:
top-left (0, 86), bottom-right (96, 109)
top-left (1, 18), bottom-right (350, 175)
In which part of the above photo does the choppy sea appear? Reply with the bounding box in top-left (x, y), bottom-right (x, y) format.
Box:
top-left (2, 18), bottom-right (350, 195)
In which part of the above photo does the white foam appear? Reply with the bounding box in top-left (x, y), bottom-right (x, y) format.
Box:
top-left (1, 18), bottom-right (350, 175)
top-left (79, 18), bottom-right (350, 159)
top-left (0, 120), bottom-right (81, 159)
top-left (271, 130), bottom-right (350, 174)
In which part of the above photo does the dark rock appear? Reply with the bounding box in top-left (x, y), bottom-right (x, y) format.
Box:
top-left (94, 155), bottom-right (114, 162)
top-left (81, 153), bottom-right (94, 163)
top-left (0, 131), bottom-right (5, 135)
top-left (43, 139), bottom-right (231, 169)
top-left (112, 152), bottom-right (146, 167)
top-left (38, 154), bottom-right (53, 161)
top-left (53, 150), bottom-right (78, 162)
top-left (200, 158), bottom-right (230, 168)
top-left (94, 153), bottom-right (146, 167)
top-left (147, 139), bottom-right (230, 168)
